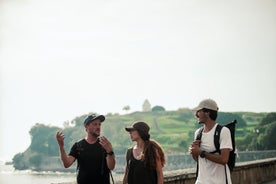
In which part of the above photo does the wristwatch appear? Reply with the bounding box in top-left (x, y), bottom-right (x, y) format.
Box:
top-left (200, 151), bottom-right (206, 158)
top-left (107, 151), bottom-right (114, 156)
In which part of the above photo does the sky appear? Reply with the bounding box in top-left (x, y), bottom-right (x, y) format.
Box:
top-left (0, 0), bottom-right (276, 161)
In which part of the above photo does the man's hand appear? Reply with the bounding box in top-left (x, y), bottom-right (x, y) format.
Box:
top-left (56, 132), bottom-right (65, 147)
top-left (189, 140), bottom-right (202, 156)
top-left (99, 136), bottom-right (116, 170)
top-left (98, 136), bottom-right (113, 153)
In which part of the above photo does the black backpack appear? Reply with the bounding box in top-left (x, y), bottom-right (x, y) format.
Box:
top-left (196, 120), bottom-right (237, 171)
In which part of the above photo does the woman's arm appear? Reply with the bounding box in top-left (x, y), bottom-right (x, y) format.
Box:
top-left (123, 150), bottom-right (130, 184)
top-left (156, 150), bottom-right (164, 184)
top-left (122, 165), bottom-right (129, 184)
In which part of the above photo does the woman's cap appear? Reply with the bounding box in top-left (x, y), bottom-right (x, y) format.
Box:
top-left (125, 121), bottom-right (150, 133)
top-left (125, 121), bottom-right (150, 141)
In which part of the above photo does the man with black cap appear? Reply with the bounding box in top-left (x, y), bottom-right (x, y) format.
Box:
top-left (56, 114), bottom-right (115, 184)
top-left (189, 99), bottom-right (232, 184)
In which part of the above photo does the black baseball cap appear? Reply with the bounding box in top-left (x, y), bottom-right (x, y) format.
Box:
top-left (84, 114), bottom-right (105, 125)
top-left (125, 121), bottom-right (149, 133)
top-left (125, 121), bottom-right (150, 141)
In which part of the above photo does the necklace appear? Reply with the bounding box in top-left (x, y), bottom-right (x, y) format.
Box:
top-left (133, 147), bottom-right (144, 160)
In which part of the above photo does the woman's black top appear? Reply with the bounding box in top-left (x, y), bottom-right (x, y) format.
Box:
top-left (127, 148), bottom-right (157, 184)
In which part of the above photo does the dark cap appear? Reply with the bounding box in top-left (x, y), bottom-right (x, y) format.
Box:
top-left (125, 121), bottom-right (150, 141)
top-left (84, 114), bottom-right (105, 125)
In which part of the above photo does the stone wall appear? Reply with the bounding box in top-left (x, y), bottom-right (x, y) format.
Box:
top-left (231, 158), bottom-right (276, 184)
top-left (163, 158), bottom-right (276, 184)
top-left (56, 158), bottom-right (276, 184)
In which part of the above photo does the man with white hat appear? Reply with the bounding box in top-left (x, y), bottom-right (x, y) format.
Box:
top-left (189, 99), bottom-right (232, 184)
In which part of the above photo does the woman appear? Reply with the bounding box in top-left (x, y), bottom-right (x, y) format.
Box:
top-left (123, 121), bottom-right (166, 184)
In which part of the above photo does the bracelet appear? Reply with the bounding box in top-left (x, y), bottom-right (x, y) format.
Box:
top-left (106, 151), bottom-right (114, 156)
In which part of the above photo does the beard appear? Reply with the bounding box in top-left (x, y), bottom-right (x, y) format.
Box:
top-left (91, 132), bottom-right (100, 138)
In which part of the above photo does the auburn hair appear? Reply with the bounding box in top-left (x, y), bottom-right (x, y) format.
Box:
top-left (143, 139), bottom-right (166, 169)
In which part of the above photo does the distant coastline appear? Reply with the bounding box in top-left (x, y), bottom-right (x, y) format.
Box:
top-left (5, 161), bottom-right (13, 165)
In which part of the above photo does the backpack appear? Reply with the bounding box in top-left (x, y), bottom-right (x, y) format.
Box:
top-left (196, 119), bottom-right (237, 171)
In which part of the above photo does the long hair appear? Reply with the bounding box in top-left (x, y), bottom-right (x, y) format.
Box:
top-left (143, 139), bottom-right (166, 169)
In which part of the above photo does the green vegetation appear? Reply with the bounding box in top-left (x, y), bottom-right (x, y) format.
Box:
top-left (152, 105), bottom-right (166, 112)
top-left (12, 110), bottom-right (276, 171)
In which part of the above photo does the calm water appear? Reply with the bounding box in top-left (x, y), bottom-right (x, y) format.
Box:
top-left (0, 164), bottom-right (75, 184)
top-left (0, 164), bottom-right (123, 184)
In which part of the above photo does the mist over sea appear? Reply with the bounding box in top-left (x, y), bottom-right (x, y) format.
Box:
top-left (0, 164), bottom-right (75, 184)
top-left (0, 164), bottom-right (125, 184)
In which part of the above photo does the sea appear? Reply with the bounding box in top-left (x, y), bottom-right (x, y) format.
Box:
top-left (0, 164), bottom-right (76, 184)
top-left (0, 164), bottom-right (124, 184)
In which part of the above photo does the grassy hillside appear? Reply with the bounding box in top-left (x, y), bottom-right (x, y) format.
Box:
top-left (13, 109), bottom-right (273, 171)
top-left (101, 110), bottom-right (262, 154)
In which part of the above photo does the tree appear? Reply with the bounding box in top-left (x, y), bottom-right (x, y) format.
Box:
top-left (152, 105), bottom-right (165, 112)
top-left (237, 112), bottom-right (276, 151)
top-left (122, 105), bottom-right (130, 113)
top-left (29, 153), bottom-right (42, 168)
top-left (257, 122), bottom-right (276, 150)
top-left (260, 112), bottom-right (276, 126)
top-left (13, 153), bottom-right (28, 170)
top-left (256, 113), bottom-right (276, 150)
top-left (216, 112), bottom-right (246, 128)
top-left (29, 123), bottom-right (59, 155)
top-left (142, 99), bottom-right (151, 112)
top-left (63, 120), bottom-right (70, 128)
top-left (176, 108), bottom-right (194, 121)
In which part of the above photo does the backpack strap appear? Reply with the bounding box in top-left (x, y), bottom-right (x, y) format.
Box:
top-left (213, 124), bottom-right (222, 154)
top-left (195, 127), bottom-right (204, 178)
top-left (196, 125), bottom-right (222, 153)
top-left (196, 127), bottom-right (204, 140)
top-left (213, 124), bottom-right (229, 184)
top-left (76, 140), bottom-right (83, 171)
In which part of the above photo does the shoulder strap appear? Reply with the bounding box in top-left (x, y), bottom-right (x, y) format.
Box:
top-left (195, 127), bottom-right (204, 179)
top-left (76, 140), bottom-right (83, 171)
top-left (125, 147), bottom-right (133, 183)
top-left (196, 125), bottom-right (222, 152)
top-left (196, 127), bottom-right (204, 140)
top-left (126, 147), bottom-right (132, 168)
top-left (214, 124), bottom-right (222, 153)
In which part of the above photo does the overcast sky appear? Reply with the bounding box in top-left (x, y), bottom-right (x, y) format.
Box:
top-left (1, 0), bottom-right (276, 161)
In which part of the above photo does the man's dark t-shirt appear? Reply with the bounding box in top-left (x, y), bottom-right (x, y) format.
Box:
top-left (69, 139), bottom-right (110, 184)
